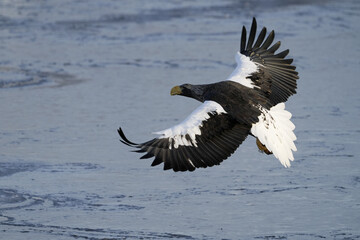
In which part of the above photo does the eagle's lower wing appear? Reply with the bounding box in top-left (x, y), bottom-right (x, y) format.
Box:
top-left (118, 101), bottom-right (251, 172)
top-left (227, 17), bottom-right (299, 106)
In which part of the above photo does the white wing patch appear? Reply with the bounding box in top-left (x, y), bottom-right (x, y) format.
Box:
top-left (154, 100), bottom-right (226, 149)
top-left (227, 52), bottom-right (259, 88)
top-left (251, 103), bottom-right (297, 168)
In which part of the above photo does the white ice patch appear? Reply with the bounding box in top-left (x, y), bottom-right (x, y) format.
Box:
top-left (227, 52), bottom-right (259, 88)
top-left (251, 103), bottom-right (297, 168)
top-left (154, 100), bottom-right (226, 149)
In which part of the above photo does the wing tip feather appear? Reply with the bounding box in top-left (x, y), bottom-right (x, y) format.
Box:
top-left (118, 127), bottom-right (138, 146)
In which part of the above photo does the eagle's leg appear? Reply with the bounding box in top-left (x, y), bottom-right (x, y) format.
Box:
top-left (256, 138), bottom-right (272, 155)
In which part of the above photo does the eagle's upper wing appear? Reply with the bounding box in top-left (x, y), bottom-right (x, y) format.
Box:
top-left (118, 101), bottom-right (251, 172)
top-left (227, 17), bottom-right (299, 106)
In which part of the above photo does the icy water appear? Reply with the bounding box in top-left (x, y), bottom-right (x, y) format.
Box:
top-left (1, 0), bottom-right (360, 239)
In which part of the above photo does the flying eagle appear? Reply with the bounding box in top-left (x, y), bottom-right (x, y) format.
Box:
top-left (118, 18), bottom-right (299, 172)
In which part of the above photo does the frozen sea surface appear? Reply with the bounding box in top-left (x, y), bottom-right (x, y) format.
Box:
top-left (0, 0), bottom-right (360, 239)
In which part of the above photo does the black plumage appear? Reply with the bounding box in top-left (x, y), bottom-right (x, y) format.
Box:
top-left (118, 113), bottom-right (250, 172)
top-left (118, 17), bottom-right (299, 172)
top-left (241, 18), bottom-right (299, 105)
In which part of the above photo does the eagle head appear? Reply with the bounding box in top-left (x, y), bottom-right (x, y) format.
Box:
top-left (170, 84), bottom-right (205, 102)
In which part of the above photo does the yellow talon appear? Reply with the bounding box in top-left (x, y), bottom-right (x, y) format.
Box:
top-left (256, 138), bottom-right (272, 155)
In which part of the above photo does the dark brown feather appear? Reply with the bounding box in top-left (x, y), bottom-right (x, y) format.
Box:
top-left (240, 18), bottom-right (299, 106)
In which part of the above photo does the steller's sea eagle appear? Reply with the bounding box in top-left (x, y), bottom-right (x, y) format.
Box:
top-left (118, 18), bottom-right (299, 172)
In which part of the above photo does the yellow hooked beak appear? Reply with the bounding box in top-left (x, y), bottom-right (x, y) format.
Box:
top-left (170, 86), bottom-right (182, 96)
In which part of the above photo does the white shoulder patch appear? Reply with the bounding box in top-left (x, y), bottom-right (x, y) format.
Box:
top-left (154, 101), bottom-right (226, 149)
top-left (227, 52), bottom-right (259, 88)
top-left (250, 103), bottom-right (297, 168)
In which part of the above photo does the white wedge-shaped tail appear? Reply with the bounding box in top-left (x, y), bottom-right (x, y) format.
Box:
top-left (251, 103), bottom-right (297, 167)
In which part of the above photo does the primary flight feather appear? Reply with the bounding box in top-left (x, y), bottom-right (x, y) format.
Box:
top-left (118, 18), bottom-right (299, 172)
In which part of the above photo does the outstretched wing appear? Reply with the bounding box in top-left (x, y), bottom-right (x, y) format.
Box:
top-left (118, 101), bottom-right (251, 172)
top-left (228, 17), bottom-right (299, 106)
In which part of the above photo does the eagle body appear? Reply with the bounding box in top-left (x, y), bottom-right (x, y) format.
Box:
top-left (118, 18), bottom-right (299, 171)
top-left (177, 81), bottom-right (266, 124)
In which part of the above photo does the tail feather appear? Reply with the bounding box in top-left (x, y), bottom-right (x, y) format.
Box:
top-left (251, 103), bottom-right (297, 168)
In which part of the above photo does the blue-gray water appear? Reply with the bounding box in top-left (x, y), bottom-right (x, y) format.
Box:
top-left (1, 0), bottom-right (359, 239)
